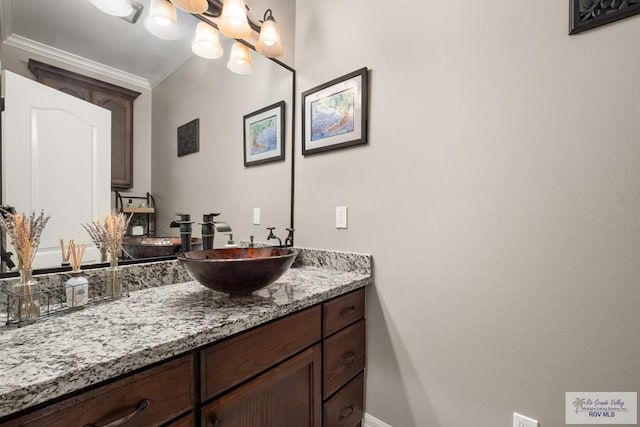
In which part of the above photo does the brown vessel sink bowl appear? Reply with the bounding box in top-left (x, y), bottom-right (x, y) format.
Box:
top-left (177, 247), bottom-right (297, 296)
top-left (123, 237), bottom-right (203, 259)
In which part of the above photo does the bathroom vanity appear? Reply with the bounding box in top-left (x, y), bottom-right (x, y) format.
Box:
top-left (0, 249), bottom-right (371, 427)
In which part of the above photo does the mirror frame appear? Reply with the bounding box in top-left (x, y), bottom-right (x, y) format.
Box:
top-left (0, 3), bottom-right (296, 278)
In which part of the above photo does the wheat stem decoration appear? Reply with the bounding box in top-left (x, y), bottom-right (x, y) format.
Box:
top-left (0, 210), bottom-right (50, 320)
top-left (83, 212), bottom-right (130, 297)
top-left (0, 210), bottom-right (50, 281)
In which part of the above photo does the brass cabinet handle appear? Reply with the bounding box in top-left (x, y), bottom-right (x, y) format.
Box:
top-left (338, 306), bottom-right (356, 316)
top-left (84, 399), bottom-right (149, 427)
top-left (340, 350), bottom-right (357, 365)
top-left (211, 417), bottom-right (224, 427)
top-left (338, 404), bottom-right (355, 421)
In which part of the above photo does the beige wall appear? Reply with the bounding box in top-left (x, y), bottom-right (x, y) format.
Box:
top-left (151, 52), bottom-right (293, 245)
top-left (295, 1), bottom-right (640, 426)
top-left (0, 44), bottom-right (152, 199)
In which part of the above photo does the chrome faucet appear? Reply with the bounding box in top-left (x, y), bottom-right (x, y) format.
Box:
top-left (200, 213), bottom-right (232, 250)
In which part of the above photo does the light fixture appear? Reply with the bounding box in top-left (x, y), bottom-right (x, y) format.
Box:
top-left (171, 0), bottom-right (208, 14)
top-left (192, 22), bottom-right (224, 59)
top-left (145, 0), bottom-right (180, 40)
top-left (219, 0), bottom-right (252, 39)
top-left (256, 9), bottom-right (283, 58)
top-left (88, 0), bottom-right (134, 17)
top-left (227, 42), bottom-right (253, 75)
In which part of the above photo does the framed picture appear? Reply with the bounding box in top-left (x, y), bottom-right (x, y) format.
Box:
top-left (302, 67), bottom-right (368, 155)
top-left (177, 118), bottom-right (199, 157)
top-left (570, 0), bottom-right (640, 34)
top-left (243, 101), bottom-right (285, 166)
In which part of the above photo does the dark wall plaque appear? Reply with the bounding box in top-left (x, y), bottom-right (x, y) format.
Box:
top-left (177, 118), bottom-right (199, 157)
top-left (570, 0), bottom-right (640, 34)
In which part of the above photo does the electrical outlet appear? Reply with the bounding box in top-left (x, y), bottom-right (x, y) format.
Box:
top-left (336, 206), bottom-right (348, 229)
top-left (513, 413), bottom-right (539, 427)
top-left (253, 208), bottom-right (261, 225)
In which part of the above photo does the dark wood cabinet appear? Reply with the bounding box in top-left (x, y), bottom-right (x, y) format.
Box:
top-left (27, 59), bottom-right (140, 189)
top-left (0, 289), bottom-right (366, 427)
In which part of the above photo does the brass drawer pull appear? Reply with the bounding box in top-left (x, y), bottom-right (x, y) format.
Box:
top-left (338, 404), bottom-right (355, 421)
top-left (340, 350), bottom-right (357, 365)
top-left (338, 305), bottom-right (356, 316)
top-left (210, 417), bottom-right (224, 427)
top-left (84, 399), bottom-right (149, 427)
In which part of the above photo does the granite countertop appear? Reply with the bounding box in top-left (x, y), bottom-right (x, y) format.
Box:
top-left (0, 248), bottom-right (372, 419)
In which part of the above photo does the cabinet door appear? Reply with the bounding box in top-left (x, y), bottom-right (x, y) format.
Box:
top-left (201, 344), bottom-right (322, 427)
top-left (91, 91), bottom-right (134, 188)
top-left (37, 74), bottom-right (91, 101)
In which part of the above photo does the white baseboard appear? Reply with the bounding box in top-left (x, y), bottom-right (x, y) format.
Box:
top-left (364, 413), bottom-right (392, 427)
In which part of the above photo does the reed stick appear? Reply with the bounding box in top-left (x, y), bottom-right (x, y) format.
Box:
top-left (60, 238), bottom-right (72, 264)
top-left (69, 240), bottom-right (87, 272)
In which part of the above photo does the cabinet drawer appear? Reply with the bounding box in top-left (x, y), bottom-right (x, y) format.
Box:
top-left (9, 354), bottom-right (193, 427)
top-left (201, 305), bottom-right (322, 401)
top-left (323, 288), bottom-right (365, 338)
top-left (323, 319), bottom-right (366, 399)
top-left (323, 372), bottom-right (364, 427)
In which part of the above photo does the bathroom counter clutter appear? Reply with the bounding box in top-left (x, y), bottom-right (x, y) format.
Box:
top-left (0, 248), bottom-right (372, 421)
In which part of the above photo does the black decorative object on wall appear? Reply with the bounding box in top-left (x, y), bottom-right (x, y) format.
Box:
top-left (177, 118), bottom-right (199, 157)
top-left (570, 0), bottom-right (640, 34)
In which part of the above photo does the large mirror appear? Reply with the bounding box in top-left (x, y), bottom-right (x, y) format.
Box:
top-left (0, 0), bottom-right (295, 275)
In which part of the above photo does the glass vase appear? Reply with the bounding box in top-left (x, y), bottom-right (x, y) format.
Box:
top-left (11, 270), bottom-right (40, 322)
top-left (65, 271), bottom-right (89, 307)
top-left (107, 258), bottom-right (124, 298)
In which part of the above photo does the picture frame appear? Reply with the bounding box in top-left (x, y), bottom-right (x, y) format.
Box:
top-left (302, 67), bottom-right (369, 155)
top-left (570, 0), bottom-right (640, 34)
top-left (177, 118), bottom-right (199, 157)
top-left (243, 101), bottom-right (285, 166)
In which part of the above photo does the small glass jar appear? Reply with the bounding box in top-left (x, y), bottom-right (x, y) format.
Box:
top-left (11, 270), bottom-right (40, 322)
top-left (65, 271), bottom-right (89, 307)
top-left (106, 257), bottom-right (124, 298)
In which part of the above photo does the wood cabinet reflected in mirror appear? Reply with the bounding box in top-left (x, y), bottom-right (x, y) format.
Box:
top-left (28, 59), bottom-right (140, 189)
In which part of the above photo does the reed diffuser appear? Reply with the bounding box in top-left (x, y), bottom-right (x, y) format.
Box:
top-left (0, 210), bottom-right (50, 322)
top-left (83, 212), bottom-right (130, 298)
top-left (59, 238), bottom-right (72, 267)
top-left (65, 240), bottom-right (88, 307)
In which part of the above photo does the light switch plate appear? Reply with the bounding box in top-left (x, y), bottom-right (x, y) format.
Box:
top-left (336, 206), bottom-right (348, 229)
top-left (513, 412), bottom-right (539, 427)
top-left (253, 208), bottom-right (260, 225)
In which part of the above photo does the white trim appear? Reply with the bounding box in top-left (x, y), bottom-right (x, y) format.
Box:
top-left (2, 34), bottom-right (151, 90)
top-left (364, 413), bottom-right (393, 427)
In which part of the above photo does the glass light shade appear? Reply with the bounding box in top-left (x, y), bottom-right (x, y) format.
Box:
top-left (219, 0), bottom-right (252, 39)
top-left (256, 18), bottom-right (283, 58)
top-left (192, 22), bottom-right (224, 59)
top-left (144, 0), bottom-right (180, 40)
top-left (88, 0), bottom-right (133, 17)
top-left (171, 0), bottom-right (208, 14)
top-left (227, 42), bottom-right (253, 75)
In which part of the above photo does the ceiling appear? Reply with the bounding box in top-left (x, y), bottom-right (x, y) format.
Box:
top-left (0, 0), bottom-right (288, 88)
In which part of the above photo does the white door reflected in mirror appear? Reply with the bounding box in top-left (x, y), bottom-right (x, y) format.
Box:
top-left (2, 71), bottom-right (111, 269)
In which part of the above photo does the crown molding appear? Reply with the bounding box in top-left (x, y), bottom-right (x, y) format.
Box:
top-left (3, 34), bottom-right (151, 90)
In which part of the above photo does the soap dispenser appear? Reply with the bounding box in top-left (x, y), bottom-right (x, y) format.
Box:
top-left (224, 234), bottom-right (237, 248)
